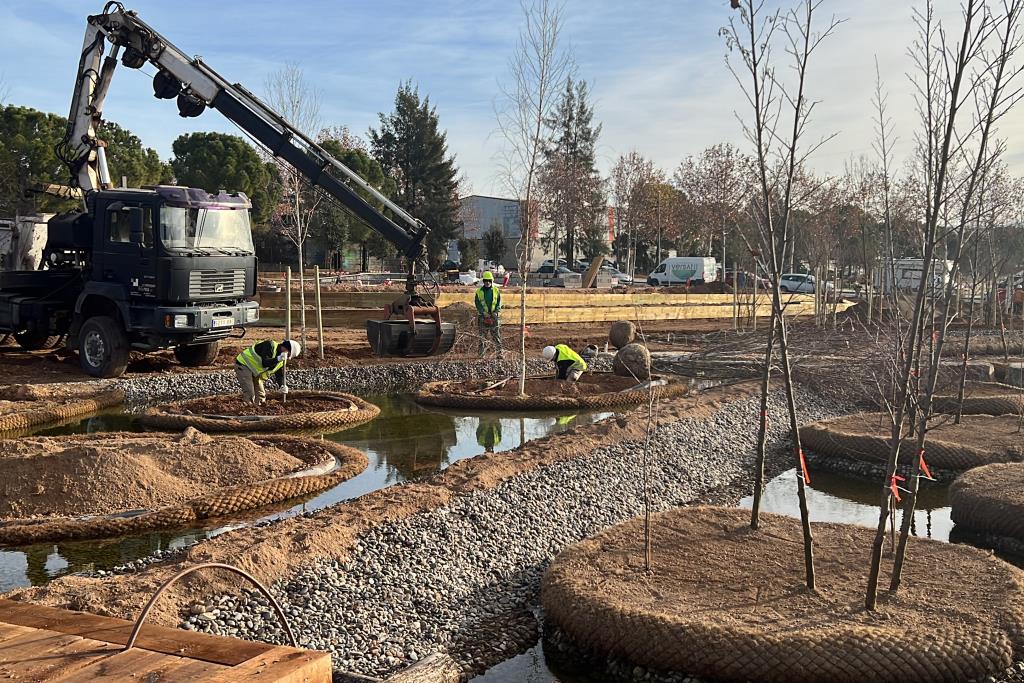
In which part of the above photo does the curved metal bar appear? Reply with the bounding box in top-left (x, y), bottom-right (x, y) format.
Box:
top-left (124, 562), bottom-right (297, 651)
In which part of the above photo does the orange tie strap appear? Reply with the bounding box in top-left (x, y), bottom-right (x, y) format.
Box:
top-left (889, 474), bottom-right (907, 502)
top-left (798, 448), bottom-right (810, 485)
top-left (918, 449), bottom-right (934, 481)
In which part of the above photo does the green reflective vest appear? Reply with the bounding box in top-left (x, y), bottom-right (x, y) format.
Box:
top-left (554, 344), bottom-right (587, 371)
top-left (236, 340), bottom-right (285, 380)
top-left (475, 286), bottom-right (501, 315)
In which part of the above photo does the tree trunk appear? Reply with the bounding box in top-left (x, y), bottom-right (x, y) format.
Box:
top-left (750, 313), bottom-right (778, 529)
top-left (297, 240), bottom-right (308, 352)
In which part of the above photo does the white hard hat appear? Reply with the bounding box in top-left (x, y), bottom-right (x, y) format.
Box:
top-left (286, 340), bottom-right (302, 358)
top-left (542, 345), bottom-right (556, 360)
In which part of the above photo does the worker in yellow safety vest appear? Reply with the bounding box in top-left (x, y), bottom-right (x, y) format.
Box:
top-left (542, 344), bottom-right (588, 381)
top-left (234, 339), bottom-right (301, 404)
top-left (475, 271), bottom-right (504, 359)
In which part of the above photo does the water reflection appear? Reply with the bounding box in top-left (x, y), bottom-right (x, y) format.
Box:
top-left (0, 394), bottom-right (611, 591)
top-left (739, 467), bottom-right (952, 542)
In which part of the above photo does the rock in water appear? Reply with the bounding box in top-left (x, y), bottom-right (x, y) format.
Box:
top-left (613, 343), bottom-right (651, 380)
top-left (608, 321), bottom-right (636, 350)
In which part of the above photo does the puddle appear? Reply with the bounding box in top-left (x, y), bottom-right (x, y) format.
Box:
top-left (0, 395), bottom-right (611, 592)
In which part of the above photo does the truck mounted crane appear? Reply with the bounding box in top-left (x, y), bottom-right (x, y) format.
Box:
top-left (0, 1), bottom-right (454, 378)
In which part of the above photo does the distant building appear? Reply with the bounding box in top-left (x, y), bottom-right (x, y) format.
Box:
top-left (459, 195), bottom-right (527, 269)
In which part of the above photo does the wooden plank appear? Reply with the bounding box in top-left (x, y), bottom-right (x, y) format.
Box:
top-left (204, 646), bottom-right (332, 683)
top-left (581, 256), bottom-right (605, 289)
top-left (0, 599), bottom-right (270, 667)
top-left (0, 630), bottom-right (121, 680)
top-left (0, 621), bottom-right (34, 643)
top-left (384, 654), bottom-right (461, 683)
top-left (47, 648), bottom-right (173, 681)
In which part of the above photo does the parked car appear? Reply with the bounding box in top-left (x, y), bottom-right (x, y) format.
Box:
top-left (535, 264), bottom-right (574, 275)
top-left (724, 270), bottom-right (769, 289)
top-left (778, 273), bottom-right (833, 293)
top-left (537, 265), bottom-right (575, 287)
top-left (600, 264), bottom-right (633, 285)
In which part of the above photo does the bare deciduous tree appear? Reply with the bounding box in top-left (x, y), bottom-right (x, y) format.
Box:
top-left (673, 142), bottom-right (748, 265)
top-left (265, 63), bottom-right (323, 351)
top-left (725, 0), bottom-right (842, 588)
top-left (495, 0), bottom-right (574, 395)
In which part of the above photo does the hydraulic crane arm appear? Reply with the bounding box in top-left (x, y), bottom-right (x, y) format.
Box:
top-left (59, 2), bottom-right (430, 260)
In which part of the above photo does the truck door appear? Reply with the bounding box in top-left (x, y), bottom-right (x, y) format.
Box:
top-left (95, 198), bottom-right (157, 299)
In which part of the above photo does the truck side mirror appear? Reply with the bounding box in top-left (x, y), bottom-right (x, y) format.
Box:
top-left (128, 207), bottom-right (145, 245)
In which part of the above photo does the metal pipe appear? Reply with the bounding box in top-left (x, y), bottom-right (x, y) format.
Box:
top-left (124, 562), bottom-right (297, 651)
top-left (95, 146), bottom-right (112, 188)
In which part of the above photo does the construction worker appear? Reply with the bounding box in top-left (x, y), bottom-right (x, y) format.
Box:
top-left (234, 339), bottom-right (301, 404)
top-left (542, 344), bottom-right (588, 381)
top-left (475, 271), bottom-right (503, 358)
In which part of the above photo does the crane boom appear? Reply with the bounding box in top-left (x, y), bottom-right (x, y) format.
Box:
top-left (60, 2), bottom-right (429, 260)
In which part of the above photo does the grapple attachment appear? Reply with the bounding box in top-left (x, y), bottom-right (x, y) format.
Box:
top-left (366, 293), bottom-right (456, 357)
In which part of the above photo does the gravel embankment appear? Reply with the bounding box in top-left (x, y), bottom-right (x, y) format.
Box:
top-left (187, 386), bottom-right (851, 679)
top-left (117, 357), bottom-right (606, 407)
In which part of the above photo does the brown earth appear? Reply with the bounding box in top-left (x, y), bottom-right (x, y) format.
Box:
top-left (0, 429), bottom-right (306, 519)
top-left (165, 393), bottom-right (356, 417)
top-left (4, 380), bottom-right (760, 629)
top-left (455, 373), bottom-right (640, 398)
top-left (939, 380), bottom-right (1024, 399)
top-left (543, 505), bottom-right (1024, 682)
top-left (822, 412), bottom-right (1024, 456)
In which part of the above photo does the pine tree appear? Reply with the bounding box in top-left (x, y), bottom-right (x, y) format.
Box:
top-left (369, 82), bottom-right (462, 268)
top-left (539, 78), bottom-right (605, 265)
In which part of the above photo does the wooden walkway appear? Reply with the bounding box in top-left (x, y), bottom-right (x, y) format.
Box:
top-left (0, 598), bottom-right (331, 681)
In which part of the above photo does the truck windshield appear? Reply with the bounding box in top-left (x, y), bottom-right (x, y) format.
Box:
top-left (160, 206), bottom-right (254, 253)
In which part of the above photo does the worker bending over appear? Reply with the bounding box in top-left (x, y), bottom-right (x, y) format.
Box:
top-left (543, 344), bottom-right (588, 381)
top-left (234, 339), bottom-right (301, 404)
top-left (475, 271), bottom-right (503, 358)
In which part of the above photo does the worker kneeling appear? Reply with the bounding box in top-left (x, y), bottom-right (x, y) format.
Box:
top-left (543, 344), bottom-right (587, 381)
top-left (234, 339), bottom-right (301, 404)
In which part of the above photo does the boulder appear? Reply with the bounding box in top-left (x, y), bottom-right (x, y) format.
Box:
top-left (608, 321), bottom-right (636, 350)
top-left (613, 343), bottom-right (651, 380)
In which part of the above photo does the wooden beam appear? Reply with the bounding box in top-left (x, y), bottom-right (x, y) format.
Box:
top-left (384, 653), bottom-right (461, 683)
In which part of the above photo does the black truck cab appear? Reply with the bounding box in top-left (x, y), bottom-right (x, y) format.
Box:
top-left (3, 185), bottom-right (260, 377)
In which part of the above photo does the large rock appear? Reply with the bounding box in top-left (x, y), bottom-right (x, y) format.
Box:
top-left (613, 343), bottom-right (651, 380)
top-left (608, 321), bottom-right (636, 350)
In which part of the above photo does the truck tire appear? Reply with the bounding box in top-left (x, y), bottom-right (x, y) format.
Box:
top-left (78, 316), bottom-right (129, 378)
top-left (174, 341), bottom-right (220, 367)
top-left (14, 330), bottom-right (62, 351)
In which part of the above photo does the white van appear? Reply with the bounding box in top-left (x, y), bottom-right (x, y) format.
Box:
top-left (647, 257), bottom-right (718, 286)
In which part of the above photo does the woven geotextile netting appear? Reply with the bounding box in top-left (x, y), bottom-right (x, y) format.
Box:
top-left (933, 381), bottom-right (1024, 416)
top-left (413, 373), bottom-right (687, 411)
top-left (951, 463), bottom-right (1024, 544)
top-left (0, 435), bottom-right (367, 545)
top-left (0, 389), bottom-right (124, 435)
top-left (799, 413), bottom-right (1022, 473)
top-left (542, 506), bottom-right (1024, 683)
top-left (137, 391), bottom-right (380, 433)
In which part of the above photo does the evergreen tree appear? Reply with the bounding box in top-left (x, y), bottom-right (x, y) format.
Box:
top-left (369, 82), bottom-right (462, 267)
top-left (171, 132), bottom-right (278, 224)
top-left (539, 78), bottom-right (605, 265)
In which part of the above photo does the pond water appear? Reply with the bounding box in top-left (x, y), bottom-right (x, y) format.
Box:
top-left (0, 395), bottom-right (611, 592)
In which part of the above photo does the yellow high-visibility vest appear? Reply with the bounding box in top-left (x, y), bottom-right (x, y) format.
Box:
top-left (554, 344), bottom-right (587, 371)
top-left (236, 341), bottom-right (284, 380)
top-left (475, 286), bottom-right (501, 314)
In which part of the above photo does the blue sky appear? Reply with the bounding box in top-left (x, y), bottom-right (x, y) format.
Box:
top-left (1, 0), bottom-right (1021, 195)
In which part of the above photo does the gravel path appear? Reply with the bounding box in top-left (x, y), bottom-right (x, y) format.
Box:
top-left (186, 386), bottom-right (852, 679)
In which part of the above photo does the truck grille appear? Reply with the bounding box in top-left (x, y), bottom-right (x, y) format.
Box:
top-left (188, 269), bottom-right (246, 297)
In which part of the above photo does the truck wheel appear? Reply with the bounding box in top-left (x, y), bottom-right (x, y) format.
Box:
top-left (79, 316), bottom-right (129, 378)
top-left (14, 330), bottom-right (61, 351)
top-left (174, 341), bottom-right (220, 367)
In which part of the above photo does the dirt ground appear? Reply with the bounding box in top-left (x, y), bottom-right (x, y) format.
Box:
top-left (165, 393), bottom-right (356, 417)
top-left (823, 411), bottom-right (1024, 455)
top-left (0, 429), bottom-right (307, 519)
top-left (5, 380), bottom-right (760, 627)
top-left (543, 505), bottom-right (1024, 681)
top-left (452, 373), bottom-right (640, 398)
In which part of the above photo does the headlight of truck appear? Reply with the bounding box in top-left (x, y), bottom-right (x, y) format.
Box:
top-left (246, 308), bottom-right (259, 322)
top-left (173, 314), bottom-right (189, 328)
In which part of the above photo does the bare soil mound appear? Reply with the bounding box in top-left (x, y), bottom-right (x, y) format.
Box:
top-left (0, 429), bottom-right (305, 519)
top-left (414, 373), bottom-right (686, 411)
top-left (800, 412), bottom-right (1024, 473)
top-left (139, 390), bottom-right (380, 433)
top-left (933, 381), bottom-right (1023, 415)
top-left (543, 506), bottom-right (1024, 683)
top-left (166, 394), bottom-right (355, 417)
top-left (951, 463), bottom-right (1024, 544)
